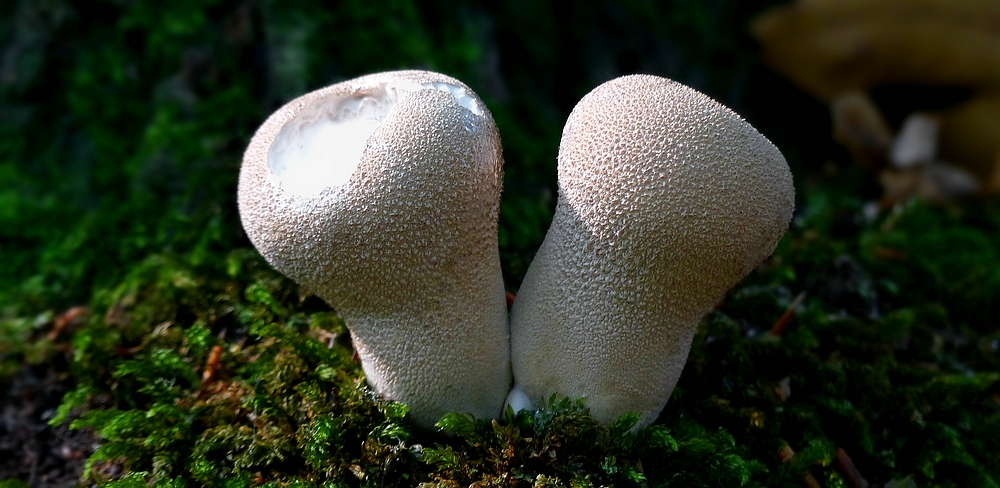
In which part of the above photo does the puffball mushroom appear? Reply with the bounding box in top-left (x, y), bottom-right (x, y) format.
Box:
top-left (238, 70), bottom-right (510, 429)
top-left (508, 75), bottom-right (795, 429)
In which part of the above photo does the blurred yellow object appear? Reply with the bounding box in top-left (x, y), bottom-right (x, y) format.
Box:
top-left (938, 91), bottom-right (1000, 188)
top-left (752, 0), bottom-right (1000, 101)
top-left (752, 0), bottom-right (1000, 198)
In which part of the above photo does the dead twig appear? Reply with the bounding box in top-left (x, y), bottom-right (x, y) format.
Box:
top-left (47, 306), bottom-right (90, 341)
top-left (770, 292), bottom-right (807, 336)
top-left (835, 448), bottom-right (869, 488)
top-left (201, 345), bottom-right (224, 384)
top-left (778, 441), bottom-right (824, 488)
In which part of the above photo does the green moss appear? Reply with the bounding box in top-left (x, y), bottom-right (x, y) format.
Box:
top-left (0, 480), bottom-right (31, 488)
top-left (33, 195), bottom-right (999, 487)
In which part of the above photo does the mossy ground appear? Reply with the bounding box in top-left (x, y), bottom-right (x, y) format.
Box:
top-left (2, 1), bottom-right (998, 487)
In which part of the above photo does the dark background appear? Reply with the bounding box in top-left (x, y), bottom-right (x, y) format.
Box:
top-left (0, 0), bottom-right (835, 307)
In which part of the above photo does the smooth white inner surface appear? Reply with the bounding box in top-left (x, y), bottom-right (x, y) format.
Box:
top-left (267, 80), bottom-right (482, 197)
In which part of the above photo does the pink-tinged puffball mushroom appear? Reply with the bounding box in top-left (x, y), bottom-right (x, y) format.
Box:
top-left (238, 70), bottom-right (510, 429)
top-left (508, 75), bottom-right (795, 429)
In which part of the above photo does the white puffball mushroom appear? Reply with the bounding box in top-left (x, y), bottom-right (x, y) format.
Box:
top-left (238, 70), bottom-right (510, 429)
top-left (508, 75), bottom-right (795, 429)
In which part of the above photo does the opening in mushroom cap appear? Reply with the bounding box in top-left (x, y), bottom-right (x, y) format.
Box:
top-left (267, 79), bottom-right (483, 197)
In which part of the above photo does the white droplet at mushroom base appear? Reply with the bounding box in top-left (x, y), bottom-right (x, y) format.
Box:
top-left (238, 70), bottom-right (510, 429)
top-left (508, 75), bottom-right (795, 429)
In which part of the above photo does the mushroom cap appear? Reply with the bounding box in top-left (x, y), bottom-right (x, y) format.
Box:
top-left (238, 70), bottom-right (510, 428)
top-left (509, 75), bottom-right (794, 428)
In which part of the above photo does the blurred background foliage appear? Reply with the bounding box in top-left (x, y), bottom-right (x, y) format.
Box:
top-left (2, 0), bottom-right (999, 487)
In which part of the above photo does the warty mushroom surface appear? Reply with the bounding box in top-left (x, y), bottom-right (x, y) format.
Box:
top-left (238, 70), bottom-right (510, 429)
top-left (508, 74), bottom-right (795, 429)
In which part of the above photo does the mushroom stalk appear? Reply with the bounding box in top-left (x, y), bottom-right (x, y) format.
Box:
top-left (238, 70), bottom-right (510, 428)
top-left (508, 75), bottom-right (795, 429)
